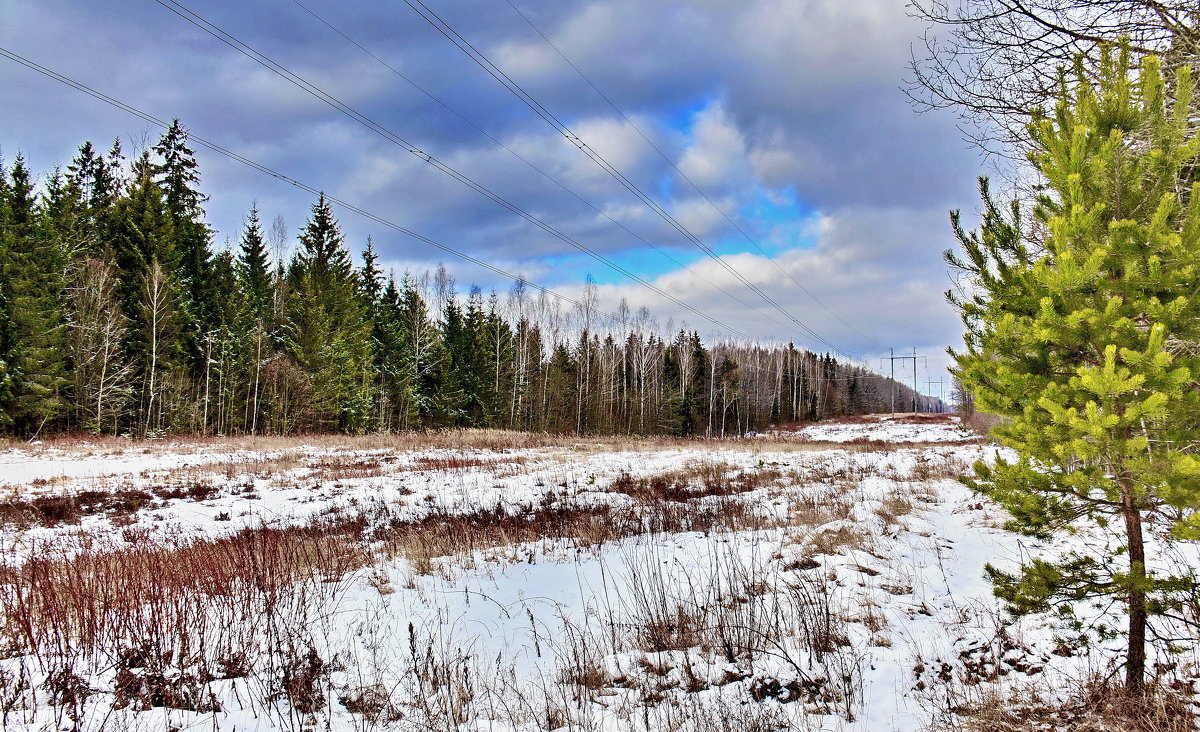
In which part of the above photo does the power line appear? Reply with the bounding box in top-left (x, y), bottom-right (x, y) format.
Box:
top-left (148, 0), bottom-right (748, 338)
top-left (399, 0), bottom-right (856, 359)
top-left (0, 45), bottom-right (921, 404)
top-left (0, 45), bottom-right (625, 333)
top-left (503, 0), bottom-right (888, 353)
top-left (879, 348), bottom-right (927, 414)
top-left (282, 0), bottom-right (799, 337)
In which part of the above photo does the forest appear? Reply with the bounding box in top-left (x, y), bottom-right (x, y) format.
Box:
top-left (0, 121), bottom-right (936, 438)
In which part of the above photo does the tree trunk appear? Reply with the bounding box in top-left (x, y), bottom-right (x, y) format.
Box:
top-left (1121, 477), bottom-right (1147, 692)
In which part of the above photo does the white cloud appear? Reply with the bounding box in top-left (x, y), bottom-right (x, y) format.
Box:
top-left (555, 205), bottom-right (962, 366)
top-left (677, 101), bottom-right (750, 188)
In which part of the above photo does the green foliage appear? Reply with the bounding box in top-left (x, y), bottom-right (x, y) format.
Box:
top-left (237, 202), bottom-right (272, 320)
top-left (154, 120), bottom-right (215, 372)
top-left (285, 194), bottom-right (374, 432)
top-left (0, 155), bottom-right (70, 433)
top-left (948, 44), bottom-right (1200, 688)
top-left (0, 123), bottom-right (931, 436)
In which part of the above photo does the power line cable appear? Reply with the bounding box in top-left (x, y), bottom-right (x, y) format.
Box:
top-left (148, 0), bottom-right (748, 337)
top-left (1, 45), bottom-right (914, 397)
top-left (502, 0), bottom-right (888, 353)
top-left (283, 0), bottom-right (798, 336)
top-left (0, 45), bottom-right (642, 334)
top-left (399, 0), bottom-right (855, 358)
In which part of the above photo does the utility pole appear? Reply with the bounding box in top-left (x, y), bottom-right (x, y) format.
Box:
top-left (880, 348), bottom-right (895, 414)
top-left (926, 379), bottom-right (945, 412)
top-left (880, 348), bottom-right (927, 414)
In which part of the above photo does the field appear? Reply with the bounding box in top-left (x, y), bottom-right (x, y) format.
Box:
top-left (0, 415), bottom-right (1195, 730)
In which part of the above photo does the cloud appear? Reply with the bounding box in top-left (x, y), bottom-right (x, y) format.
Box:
top-left (554, 204), bottom-right (965, 365)
top-left (677, 102), bottom-right (750, 189)
top-left (0, 0), bottom-right (984, 391)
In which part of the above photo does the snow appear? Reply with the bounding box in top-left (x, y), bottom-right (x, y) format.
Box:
top-left (792, 414), bottom-right (979, 444)
top-left (0, 418), bottom-right (1194, 730)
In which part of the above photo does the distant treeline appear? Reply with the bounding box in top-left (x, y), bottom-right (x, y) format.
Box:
top-left (0, 122), bottom-right (939, 437)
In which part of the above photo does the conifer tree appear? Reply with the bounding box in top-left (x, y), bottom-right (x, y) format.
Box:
top-left (237, 202), bottom-right (272, 320)
top-left (948, 46), bottom-right (1200, 691)
top-left (154, 120), bottom-right (214, 371)
top-left (0, 157), bottom-right (16, 428)
top-left (1, 155), bottom-right (70, 433)
top-left (67, 140), bottom-right (121, 253)
top-left (235, 203), bottom-right (274, 432)
top-left (42, 167), bottom-right (86, 253)
top-left (359, 237), bottom-right (383, 305)
top-left (285, 194), bottom-right (373, 431)
top-left (398, 272), bottom-right (439, 427)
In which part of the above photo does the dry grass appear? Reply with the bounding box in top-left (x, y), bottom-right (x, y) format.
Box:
top-left (0, 482), bottom-right (221, 528)
top-left (876, 490), bottom-right (915, 530)
top-left (376, 493), bottom-right (771, 575)
top-left (0, 417), bottom-right (996, 728)
top-left (0, 483), bottom-right (773, 666)
top-left (960, 411), bottom-right (1004, 437)
top-left (950, 676), bottom-right (1197, 732)
top-left (0, 521), bottom-right (370, 660)
top-left (1, 424), bottom-right (966, 469)
top-left (607, 462), bottom-right (783, 503)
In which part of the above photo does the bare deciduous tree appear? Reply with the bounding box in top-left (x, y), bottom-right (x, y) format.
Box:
top-left (907, 0), bottom-right (1199, 154)
top-left (67, 257), bottom-right (134, 434)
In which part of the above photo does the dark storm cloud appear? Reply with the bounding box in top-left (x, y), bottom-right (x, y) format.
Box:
top-left (1, 0), bottom-right (984, 377)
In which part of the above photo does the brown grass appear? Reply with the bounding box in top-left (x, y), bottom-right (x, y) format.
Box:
top-left (0, 482), bottom-right (222, 528)
top-left (0, 483), bottom-right (773, 665)
top-left (408, 455), bottom-right (507, 472)
top-left (376, 495), bottom-right (769, 575)
top-left (607, 462), bottom-right (782, 503)
top-left (960, 411), bottom-right (1004, 438)
top-left (2, 424), bottom-right (975, 472)
top-left (953, 676), bottom-right (1197, 732)
top-left (0, 521), bottom-right (370, 660)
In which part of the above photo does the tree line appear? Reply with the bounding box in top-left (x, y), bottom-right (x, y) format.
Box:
top-left (0, 121), bottom-right (935, 438)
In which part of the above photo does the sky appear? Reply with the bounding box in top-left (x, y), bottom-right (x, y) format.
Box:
top-left (0, 0), bottom-right (987, 396)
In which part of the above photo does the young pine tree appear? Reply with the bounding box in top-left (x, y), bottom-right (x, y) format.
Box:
top-left (948, 46), bottom-right (1200, 692)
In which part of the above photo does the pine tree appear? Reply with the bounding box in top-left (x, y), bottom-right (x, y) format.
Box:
top-left (948, 46), bottom-right (1200, 691)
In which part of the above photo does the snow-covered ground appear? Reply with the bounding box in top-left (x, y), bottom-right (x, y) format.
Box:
top-left (0, 417), bottom-right (1194, 731)
top-left (789, 414), bottom-right (979, 444)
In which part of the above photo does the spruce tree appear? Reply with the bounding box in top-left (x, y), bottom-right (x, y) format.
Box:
top-left (371, 275), bottom-right (410, 430)
top-left (1, 156), bottom-right (70, 433)
top-left (0, 157), bottom-right (16, 428)
top-left (67, 140), bottom-right (121, 253)
top-left (154, 120), bottom-right (214, 371)
top-left (284, 194), bottom-right (373, 431)
top-left (359, 237), bottom-right (383, 305)
top-left (110, 150), bottom-right (185, 432)
top-left (948, 46), bottom-right (1200, 691)
top-left (237, 202), bottom-right (272, 319)
top-left (398, 272), bottom-right (439, 427)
